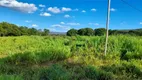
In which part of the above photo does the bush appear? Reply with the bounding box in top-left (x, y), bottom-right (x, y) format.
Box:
top-left (101, 62), bottom-right (142, 78)
top-left (85, 66), bottom-right (99, 80)
top-left (1, 47), bottom-right (71, 66)
top-left (35, 48), bottom-right (71, 63)
top-left (3, 52), bottom-right (36, 66)
top-left (37, 65), bottom-right (71, 80)
top-left (85, 66), bottom-right (114, 80)
top-left (0, 64), bottom-right (22, 75)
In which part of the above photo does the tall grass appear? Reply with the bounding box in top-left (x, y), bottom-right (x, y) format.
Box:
top-left (0, 35), bottom-right (142, 80)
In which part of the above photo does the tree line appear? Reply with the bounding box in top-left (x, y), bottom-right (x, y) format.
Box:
top-left (0, 22), bottom-right (142, 37)
top-left (0, 22), bottom-right (49, 36)
top-left (67, 28), bottom-right (142, 36)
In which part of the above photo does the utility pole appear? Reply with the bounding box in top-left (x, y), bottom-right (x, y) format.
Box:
top-left (104, 0), bottom-right (111, 56)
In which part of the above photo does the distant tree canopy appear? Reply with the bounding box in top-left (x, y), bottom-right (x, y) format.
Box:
top-left (78, 28), bottom-right (94, 36)
top-left (1, 22), bottom-right (142, 37)
top-left (42, 29), bottom-right (50, 36)
top-left (67, 28), bottom-right (142, 36)
top-left (94, 28), bottom-right (106, 36)
top-left (109, 29), bottom-right (142, 36)
top-left (0, 22), bottom-right (50, 36)
top-left (67, 29), bottom-right (78, 36)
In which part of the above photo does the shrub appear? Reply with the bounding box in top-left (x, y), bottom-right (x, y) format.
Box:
top-left (35, 47), bottom-right (71, 63)
top-left (1, 46), bottom-right (71, 65)
top-left (0, 64), bottom-right (22, 75)
top-left (3, 52), bottom-right (36, 66)
top-left (101, 62), bottom-right (142, 78)
top-left (38, 65), bottom-right (71, 80)
top-left (85, 66), bottom-right (114, 80)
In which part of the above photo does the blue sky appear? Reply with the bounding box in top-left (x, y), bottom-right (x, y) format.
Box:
top-left (0, 0), bottom-right (142, 32)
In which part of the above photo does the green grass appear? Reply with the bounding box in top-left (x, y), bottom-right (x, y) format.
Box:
top-left (0, 35), bottom-right (142, 80)
top-left (0, 75), bottom-right (23, 80)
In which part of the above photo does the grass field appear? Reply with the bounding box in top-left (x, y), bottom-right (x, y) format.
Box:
top-left (0, 35), bottom-right (142, 80)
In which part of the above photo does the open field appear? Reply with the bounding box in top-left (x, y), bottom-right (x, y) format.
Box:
top-left (0, 35), bottom-right (142, 80)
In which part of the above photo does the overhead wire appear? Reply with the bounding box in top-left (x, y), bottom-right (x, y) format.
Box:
top-left (120, 0), bottom-right (142, 13)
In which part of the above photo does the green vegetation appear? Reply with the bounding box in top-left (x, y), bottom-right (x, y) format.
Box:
top-left (1, 22), bottom-right (142, 37)
top-left (67, 29), bottom-right (78, 36)
top-left (0, 22), bottom-right (49, 36)
top-left (78, 28), bottom-right (94, 36)
top-left (94, 28), bottom-right (106, 36)
top-left (0, 35), bottom-right (142, 80)
top-left (67, 28), bottom-right (142, 36)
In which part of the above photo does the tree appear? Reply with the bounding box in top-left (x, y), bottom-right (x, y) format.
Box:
top-left (19, 26), bottom-right (29, 35)
top-left (0, 25), bottom-right (4, 36)
top-left (78, 28), bottom-right (94, 36)
top-left (109, 30), bottom-right (118, 35)
top-left (85, 28), bottom-right (94, 36)
top-left (94, 28), bottom-right (106, 36)
top-left (0, 22), bottom-right (50, 36)
top-left (67, 29), bottom-right (78, 36)
top-left (78, 28), bottom-right (86, 36)
top-left (42, 29), bottom-right (49, 36)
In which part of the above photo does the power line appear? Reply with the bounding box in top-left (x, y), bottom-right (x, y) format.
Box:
top-left (121, 0), bottom-right (142, 13)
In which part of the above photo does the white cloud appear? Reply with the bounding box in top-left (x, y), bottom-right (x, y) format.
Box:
top-left (47, 7), bottom-right (75, 13)
top-left (110, 8), bottom-right (116, 12)
top-left (51, 24), bottom-right (71, 31)
top-left (52, 24), bottom-right (64, 28)
top-left (39, 4), bottom-right (45, 8)
top-left (60, 22), bottom-right (65, 24)
top-left (64, 14), bottom-right (70, 18)
top-left (73, 8), bottom-right (79, 11)
top-left (40, 12), bottom-right (51, 17)
top-left (67, 23), bottom-right (80, 26)
top-left (140, 22), bottom-right (142, 25)
top-left (94, 23), bottom-right (99, 26)
top-left (62, 7), bottom-right (72, 12)
top-left (82, 10), bottom-right (86, 13)
top-left (25, 20), bottom-right (32, 23)
top-left (32, 24), bottom-right (38, 28)
top-left (91, 8), bottom-right (96, 12)
top-left (47, 7), bottom-right (61, 13)
top-left (0, 0), bottom-right (37, 13)
top-left (60, 22), bottom-right (80, 26)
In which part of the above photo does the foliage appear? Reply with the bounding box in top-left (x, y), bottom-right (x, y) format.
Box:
top-left (0, 75), bottom-right (23, 80)
top-left (94, 28), bottom-right (106, 36)
top-left (78, 28), bottom-right (94, 36)
top-left (85, 66), bottom-right (114, 80)
top-left (67, 29), bottom-right (78, 36)
top-left (38, 65), bottom-right (71, 80)
top-left (0, 22), bottom-right (49, 36)
top-left (67, 28), bottom-right (142, 36)
top-left (0, 35), bottom-right (142, 80)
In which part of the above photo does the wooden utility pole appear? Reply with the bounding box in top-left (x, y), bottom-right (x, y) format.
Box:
top-left (104, 0), bottom-right (111, 56)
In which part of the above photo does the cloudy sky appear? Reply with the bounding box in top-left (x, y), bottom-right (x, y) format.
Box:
top-left (0, 0), bottom-right (142, 32)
